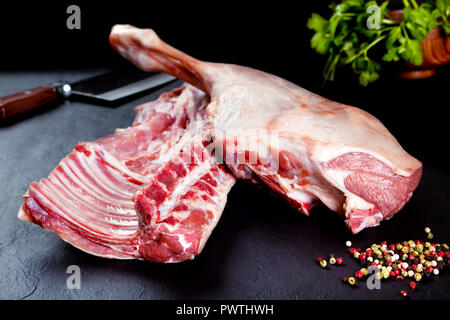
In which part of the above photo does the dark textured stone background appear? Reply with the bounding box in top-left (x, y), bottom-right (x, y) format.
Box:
top-left (0, 72), bottom-right (449, 300)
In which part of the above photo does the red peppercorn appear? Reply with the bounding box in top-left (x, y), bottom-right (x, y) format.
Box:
top-left (409, 254), bottom-right (415, 260)
top-left (438, 251), bottom-right (445, 257)
top-left (366, 249), bottom-right (372, 256)
top-left (355, 271), bottom-right (364, 279)
top-left (389, 244), bottom-right (395, 251)
top-left (409, 282), bottom-right (416, 290)
top-left (394, 269), bottom-right (400, 276)
top-left (397, 276), bottom-right (404, 280)
top-left (389, 271), bottom-right (395, 277)
top-left (316, 257), bottom-right (323, 262)
top-left (359, 253), bottom-right (367, 260)
top-left (349, 248), bottom-right (357, 255)
top-left (428, 267), bottom-right (434, 273)
top-left (446, 252), bottom-right (450, 259)
top-left (381, 241), bottom-right (387, 246)
top-left (412, 264), bottom-right (417, 270)
top-left (400, 290), bottom-right (408, 297)
top-left (336, 257), bottom-right (343, 265)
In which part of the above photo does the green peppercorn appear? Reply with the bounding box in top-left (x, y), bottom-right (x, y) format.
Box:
top-left (443, 243), bottom-right (449, 250)
top-left (320, 260), bottom-right (327, 268)
top-left (348, 277), bottom-right (356, 285)
top-left (425, 242), bottom-right (431, 248)
top-left (402, 247), bottom-right (409, 254)
top-left (414, 273), bottom-right (422, 281)
top-left (396, 244), bottom-right (403, 251)
top-left (427, 233), bottom-right (434, 240)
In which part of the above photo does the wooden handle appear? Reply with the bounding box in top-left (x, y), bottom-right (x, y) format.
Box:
top-left (0, 86), bottom-right (57, 120)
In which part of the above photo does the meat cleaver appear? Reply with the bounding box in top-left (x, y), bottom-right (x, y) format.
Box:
top-left (0, 69), bottom-right (176, 120)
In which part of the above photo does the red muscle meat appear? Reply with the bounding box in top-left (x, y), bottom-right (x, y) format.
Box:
top-left (18, 85), bottom-right (236, 262)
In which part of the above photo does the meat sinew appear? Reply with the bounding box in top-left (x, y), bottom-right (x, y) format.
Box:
top-left (109, 25), bottom-right (422, 234)
top-left (18, 85), bottom-right (236, 262)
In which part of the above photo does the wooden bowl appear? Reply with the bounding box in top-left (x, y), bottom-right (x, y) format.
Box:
top-left (389, 9), bottom-right (450, 79)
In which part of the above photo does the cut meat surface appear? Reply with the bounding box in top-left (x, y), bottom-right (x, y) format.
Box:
top-left (135, 143), bottom-right (235, 262)
top-left (109, 25), bottom-right (422, 233)
top-left (18, 84), bottom-right (236, 262)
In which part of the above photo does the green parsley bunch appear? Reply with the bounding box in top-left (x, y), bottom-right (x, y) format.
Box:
top-left (307, 0), bottom-right (450, 86)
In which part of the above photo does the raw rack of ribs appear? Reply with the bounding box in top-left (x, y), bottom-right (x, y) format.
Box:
top-left (18, 85), bottom-right (236, 262)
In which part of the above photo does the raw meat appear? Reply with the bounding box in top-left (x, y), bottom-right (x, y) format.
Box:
top-left (18, 85), bottom-right (236, 262)
top-left (109, 25), bottom-right (422, 233)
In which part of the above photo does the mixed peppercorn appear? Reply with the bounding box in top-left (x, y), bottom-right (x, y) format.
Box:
top-left (316, 228), bottom-right (449, 298)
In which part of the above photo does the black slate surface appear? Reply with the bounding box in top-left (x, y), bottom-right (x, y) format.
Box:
top-left (1, 71), bottom-right (449, 300)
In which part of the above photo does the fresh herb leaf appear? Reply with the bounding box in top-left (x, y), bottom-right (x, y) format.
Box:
top-left (307, 13), bottom-right (332, 54)
top-left (307, 0), bottom-right (449, 86)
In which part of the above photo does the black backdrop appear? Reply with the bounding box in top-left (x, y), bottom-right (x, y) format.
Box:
top-left (0, 0), bottom-right (448, 170)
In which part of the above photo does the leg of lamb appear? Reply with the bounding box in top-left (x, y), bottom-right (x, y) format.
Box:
top-left (109, 25), bottom-right (422, 233)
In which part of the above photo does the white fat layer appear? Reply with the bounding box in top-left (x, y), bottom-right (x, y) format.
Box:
top-left (312, 145), bottom-right (413, 177)
top-left (321, 168), bottom-right (350, 193)
top-left (177, 234), bottom-right (192, 251)
top-left (286, 188), bottom-right (317, 205)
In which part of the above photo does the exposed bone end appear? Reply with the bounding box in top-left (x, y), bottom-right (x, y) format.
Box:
top-left (346, 209), bottom-right (384, 234)
top-left (17, 202), bottom-right (34, 222)
top-left (110, 25), bottom-right (160, 49)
